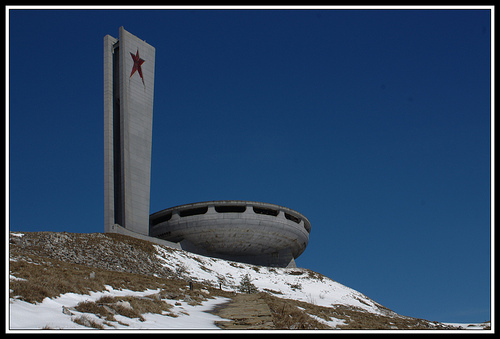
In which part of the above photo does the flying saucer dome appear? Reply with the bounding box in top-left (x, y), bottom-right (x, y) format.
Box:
top-left (149, 200), bottom-right (311, 267)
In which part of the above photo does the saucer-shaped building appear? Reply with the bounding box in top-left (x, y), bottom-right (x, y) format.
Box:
top-left (149, 200), bottom-right (311, 267)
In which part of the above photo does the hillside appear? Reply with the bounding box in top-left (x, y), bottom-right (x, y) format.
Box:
top-left (8, 231), bottom-right (486, 331)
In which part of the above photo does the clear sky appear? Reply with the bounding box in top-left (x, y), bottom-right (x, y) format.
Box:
top-left (7, 7), bottom-right (492, 324)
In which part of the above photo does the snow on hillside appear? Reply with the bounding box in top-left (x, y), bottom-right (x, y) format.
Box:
top-left (10, 284), bottom-right (230, 330)
top-left (153, 245), bottom-right (393, 317)
top-left (9, 236), bottom-right (395, 330)
top-left (10, 232), bottom-right (486, 331)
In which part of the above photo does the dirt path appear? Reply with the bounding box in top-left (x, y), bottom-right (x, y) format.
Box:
top-left (211, 293), bottom-right (275, 330)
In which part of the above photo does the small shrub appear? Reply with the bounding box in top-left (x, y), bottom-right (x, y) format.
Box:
top-left (238, 274), bottom-right (258, 294)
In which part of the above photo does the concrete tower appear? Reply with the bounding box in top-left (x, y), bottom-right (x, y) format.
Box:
top-left (104, 27), bottom-right (156, 235)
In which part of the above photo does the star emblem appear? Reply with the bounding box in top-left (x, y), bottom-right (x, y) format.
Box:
top-left (130, 49), bottom-right (145, 85)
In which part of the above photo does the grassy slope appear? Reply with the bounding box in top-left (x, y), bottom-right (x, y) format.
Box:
top-left (9, 232), bottom-right (457, 330)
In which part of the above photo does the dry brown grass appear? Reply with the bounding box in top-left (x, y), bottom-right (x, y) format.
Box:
top-left (9, 251), bottom-right (236, 306)
top-left (73, 315), bottom-right (105, 329)
top-left (10, 257), bottom-right (105, 303)
top-left (261, 293), bottom-right (331, 329)
top-left (9, 232), bottom-right (456, 330)
top-left (9, 254), bottom-right (184, 304)
top-left (260, 293), bottom-right (453, 330)
top-left (74, 294), bottom-right (174, 322)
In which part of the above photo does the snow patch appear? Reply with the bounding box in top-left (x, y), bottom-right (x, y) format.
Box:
top-left (9, 285), bottom-right (230, 330)
top-left (9, 274), bottom-right (27, 282)
top-left (154, 245), bottom-right (387, 315)
top-left (443, 322), bottom-right (491, 330)
top-left (297, 306), bottom-right (346, 329)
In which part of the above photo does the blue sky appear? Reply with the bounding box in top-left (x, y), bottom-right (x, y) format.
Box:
top-left (8, 7), bottom-right (492, 324)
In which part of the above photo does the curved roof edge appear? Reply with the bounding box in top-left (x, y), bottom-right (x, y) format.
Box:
top-left (150, 200), bottom-right (311, 231)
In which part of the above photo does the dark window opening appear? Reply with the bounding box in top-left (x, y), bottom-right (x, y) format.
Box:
top-left (152, 212), bottom-right (172, 226)
top-left (158, 231), bottom-right (171, 238)
top-left (215, 205), bottom-right (246, 213)
top-left (285, 213), bottom-right (301, 224)
top-left (112, 45), bottom-right (124, 227)
top-left (180, 206), bottom-right (208, 217)
top-left (253, 206), bottom-right (279, 216)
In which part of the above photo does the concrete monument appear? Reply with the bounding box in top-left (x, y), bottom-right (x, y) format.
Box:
top-left (103, 28), bottom-right (310, 267)
top-left (104, 27), bottom-right (155, 235)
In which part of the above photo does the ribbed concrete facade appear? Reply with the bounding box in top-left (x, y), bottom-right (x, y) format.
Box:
top-left (150, 201), bottom-right (311, 267)
top-left (104, 27), bottom-right (155, 235)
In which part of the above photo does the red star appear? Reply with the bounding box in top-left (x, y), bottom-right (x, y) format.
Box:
top-left (130, 49), bottom-right (145, 85)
